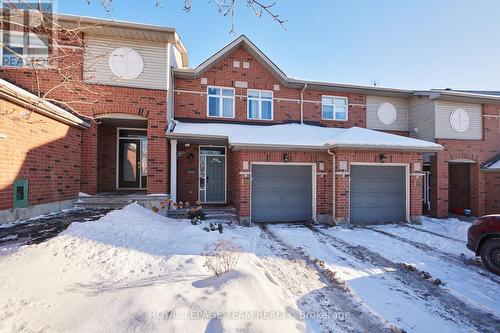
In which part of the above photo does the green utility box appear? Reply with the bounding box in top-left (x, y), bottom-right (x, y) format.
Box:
top-left (13, 179), bottom-right (28, 208)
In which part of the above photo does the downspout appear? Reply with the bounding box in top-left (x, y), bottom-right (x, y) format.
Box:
top-left (327, 148), bottom-right (336, 223)
top-left (300, 83), bottom-right (307, 124)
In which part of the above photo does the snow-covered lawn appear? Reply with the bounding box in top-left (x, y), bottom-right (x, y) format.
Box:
top-left (0, 205), bottom-right (498, 333)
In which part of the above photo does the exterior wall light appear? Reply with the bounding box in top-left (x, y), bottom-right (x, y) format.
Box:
top-left (379, 154), bottom-right (387, 163)
top-left (283, 153), bottom-right (289, 163)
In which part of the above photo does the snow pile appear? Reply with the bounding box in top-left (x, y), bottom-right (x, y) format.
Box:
top-left (0, 204), bottom-right (304, 333)
top-left (170, 121), bottom-right (443, 150)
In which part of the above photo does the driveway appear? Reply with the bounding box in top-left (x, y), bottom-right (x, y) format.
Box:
top-left (259, 219), bottom-right (499, 333)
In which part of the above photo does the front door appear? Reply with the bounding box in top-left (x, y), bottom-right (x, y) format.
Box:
top-left (206, 155), bottom-right (225, 202)
top-left (199, 147), bottom-right (226, 203)
top-left (118, 139), bottom-right (141, 189)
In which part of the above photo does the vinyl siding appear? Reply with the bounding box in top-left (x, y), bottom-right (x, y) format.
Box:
top-left (366, 96), bottom-right (408, 131)
top-left (435, 101), bottom-right (482, 140)
top-left (408, 96), bottom-right (435, 142)
top-left (83, 36), bottom-right (168, 90)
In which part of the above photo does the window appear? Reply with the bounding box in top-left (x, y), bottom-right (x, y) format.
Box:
top-left (207, 87), bottom-right (235, 118)
top-left (247, 90), bottom-right (273, 120)
top-left (2, 31), bottom-right (49, 68)
top-left (322, 96), bottom-right (348, 121)
top-left (449, 108), bottom-right (469, 133)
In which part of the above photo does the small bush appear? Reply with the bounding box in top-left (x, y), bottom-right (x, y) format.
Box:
top-left (202, 239), bottom-right (241, 276)
top-left (188, 205), bottom-right (205, 220)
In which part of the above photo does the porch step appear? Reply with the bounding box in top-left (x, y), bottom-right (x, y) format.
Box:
top-left (75, 194), bottom-right (170, 209)
top-left (167, 206), bottom-right (238, 223)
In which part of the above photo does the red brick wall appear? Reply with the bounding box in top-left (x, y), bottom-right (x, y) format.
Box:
top-left (96, 126), bottom-right (117, 192)
top-left (333, 151), bottom-right (423, 220)
top-left (229, 148), bottom-right (422, 222)
top-left (0, 99), bottom-right (82, 210)
top-left (177, 144), bottom-right (199, 204)
top-left (430, 104), bottom-right (500, 217)
top-left (174, 46), bottom-right (366, 128)
top-left (0, 37), bottom-right (169, 195)
top-left (484, 172), bottom-right (500, 214)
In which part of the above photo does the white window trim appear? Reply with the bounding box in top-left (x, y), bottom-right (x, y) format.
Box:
top-left (247, 89), bottom-right (274, 120)
top-left (206, 86), bottom-right (236, 118)
top-left (321, 95), bottom-right (349, 121)
top-left (1, 30), bottom-right (49, 69)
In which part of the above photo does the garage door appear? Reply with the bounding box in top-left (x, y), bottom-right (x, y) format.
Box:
top-left (252, 165), bottom-right (312, 222)
top-left (350, 165), bottom-right (406, 224)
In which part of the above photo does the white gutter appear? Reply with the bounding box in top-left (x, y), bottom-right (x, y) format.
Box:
top-left (327, 149), bottom-right (336, 223)
top-left (300, 83), bottom-right (307, 124)
top-left (0, 80), bottom-right (90, 128)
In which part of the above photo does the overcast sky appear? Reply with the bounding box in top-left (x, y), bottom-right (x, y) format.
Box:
top-left (60, 0), bottom-right (500, 91)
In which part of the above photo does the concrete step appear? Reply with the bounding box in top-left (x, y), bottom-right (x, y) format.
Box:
top-left (75, 194), bottom-right (169, 209)
top-left (167, 206), bottom-right (238, 222)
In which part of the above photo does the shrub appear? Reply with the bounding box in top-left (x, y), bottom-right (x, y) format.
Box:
top-left (188, 205), bottom-right (205, 220)
top-left (202, 239), bottom-right (241, 276)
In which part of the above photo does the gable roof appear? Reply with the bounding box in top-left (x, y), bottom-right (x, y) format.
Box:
top-left (173, 35), bottom-right (413, 98)
top-left (174, 35), bottom-right (288, 83)
top-left (0, 79), bottom-right (90, 128)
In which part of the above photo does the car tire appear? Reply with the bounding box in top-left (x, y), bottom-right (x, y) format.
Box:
top-left (480, 238), bottom-right (500, 275)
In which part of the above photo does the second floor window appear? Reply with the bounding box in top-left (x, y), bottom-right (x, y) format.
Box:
top-left (207, 87), bottom-right (235, 118)
top-left (322, 96), bottom-right (348, 121)
top-left (2, 31), bottom-right (49, 68)
top-left (248, 90), bottom-right (273, 120)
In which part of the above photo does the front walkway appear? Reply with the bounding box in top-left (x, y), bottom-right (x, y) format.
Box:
top-left (0, 208), bottom-right (112, 249)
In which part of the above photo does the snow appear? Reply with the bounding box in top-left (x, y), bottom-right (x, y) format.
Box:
top-left (324, 225), bottom-right (500, 317)
top-left (0, 206), bottom-right (497, 332)
top-left (169, 121), bottom-right (443, 151)
top-left (78, 192), bottom-right (90, 197)
top-left (326, 126), bottom-right (443, 150)
top-left (485, 159), bottom-right (500, 169)
top-left (0, 204), bottom-right (304, 333)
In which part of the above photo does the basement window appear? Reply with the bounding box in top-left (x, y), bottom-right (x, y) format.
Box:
top-left (322, 96), bottom-right (348, 121)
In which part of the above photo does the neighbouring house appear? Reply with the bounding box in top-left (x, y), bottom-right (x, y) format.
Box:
top-left (0, 14), bottom-right (498, 224)
top-left (0, 79), bottom-right (90, 221)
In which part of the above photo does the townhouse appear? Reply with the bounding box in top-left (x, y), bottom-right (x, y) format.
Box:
top-left (0, 15), bottom-right (498, 224)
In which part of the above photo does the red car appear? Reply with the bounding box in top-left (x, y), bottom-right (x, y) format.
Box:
top-left (467, 214), bottom-right (500, 275)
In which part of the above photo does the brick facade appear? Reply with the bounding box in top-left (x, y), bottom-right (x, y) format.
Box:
top-left (430, 104), bottom-right (500, 217)
top-left (0, 36), bottom-right (169, 196)
top-left (0, 99), bottom-right (82, 210)
top-left (174, 147), bottom-right (423, 223)
top-left (174, 46), bottom-right (366, 128)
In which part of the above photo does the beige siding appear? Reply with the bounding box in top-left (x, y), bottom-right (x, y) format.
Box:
top-left (408, 96), bottom-right (435, 142)
top-left (83, 36), bottom-right (168, 90)
top-left (434, 101), bottom-right (482, 140)
top-left (366, 96), bottom-right (408, 131)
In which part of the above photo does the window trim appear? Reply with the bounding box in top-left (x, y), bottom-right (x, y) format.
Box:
top-left (1, 30), bottom-right (50, 69)
top-left (247, 89), bottom-right (274, 120)
top-left (321, 95), bottom-right (349, 121)
top-left (206, 86), bottom-right (236, 118)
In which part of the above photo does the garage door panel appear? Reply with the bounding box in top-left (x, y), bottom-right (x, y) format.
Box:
top-left (252, 191), bottom-right (311, 206)
top-left (350, 178), bottom-right (405, 192)
top-left (252, 165), bottom-right (312, 223)
top-left (350, 193), bottom-right (405, 208)
top-left (350, 165), bottom-right (406, 224)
